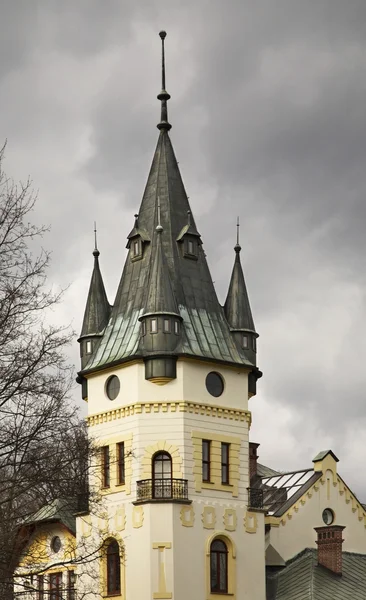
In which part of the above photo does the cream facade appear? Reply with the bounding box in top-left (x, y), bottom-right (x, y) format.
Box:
top-left (75, 358), bottom-right (266, 600)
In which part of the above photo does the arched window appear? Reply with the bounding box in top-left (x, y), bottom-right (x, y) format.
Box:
top-left (210, 539), bottom-right (228, 593)
top-left (106, 539), bottom-right (121, 595)
top-left (152, 452), bottom-right (172, 498)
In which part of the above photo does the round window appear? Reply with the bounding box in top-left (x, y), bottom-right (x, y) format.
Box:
top-left (51, 536), bottom-right (61, 553)
top-left (322, 508), bottom-right (334, 525)
top-left (106, 375), bottom-right (120, 401)
top-left (205, 372), bottom-right (224, 397)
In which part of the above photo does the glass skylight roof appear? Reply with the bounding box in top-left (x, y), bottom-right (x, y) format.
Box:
top-left (257, 469), bottom-right (316, 515)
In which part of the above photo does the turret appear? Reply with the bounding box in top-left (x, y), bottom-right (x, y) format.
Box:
top-left (224, 219), bottom-right (258, 368)
top-left (139, 202), bottom-right (182, 384)
top-left (78, 228), bottom-right (111, 370)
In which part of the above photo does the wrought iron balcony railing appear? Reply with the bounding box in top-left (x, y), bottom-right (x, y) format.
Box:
top-left (136, 478), bottom-right (189, 502)
top-left (247, 487), bottom-right (264, 509)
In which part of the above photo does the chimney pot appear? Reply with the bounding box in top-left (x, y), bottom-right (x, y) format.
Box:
top-left (249, 442), bottom-right (260, 480)
top-left (314, 525), bottom-right (345, 576)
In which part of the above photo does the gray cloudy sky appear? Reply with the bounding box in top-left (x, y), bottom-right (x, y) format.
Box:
top-left (1, 1), bottom-right (366, 495)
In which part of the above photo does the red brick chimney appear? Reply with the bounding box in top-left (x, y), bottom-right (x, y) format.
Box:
top-left (249, 442), bottom-right (260, 480)
top-left (314, 525), bottom-right (345, 575)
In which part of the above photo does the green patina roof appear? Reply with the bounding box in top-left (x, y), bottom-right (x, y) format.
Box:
top-left (267, 548), bottom-right (366, 599)
top-left (79, 247), bottom-right (111, 339)
top-left (24, 498), bottom-right (77, 534)
top-left (224, 244), bottom-right (256, 333)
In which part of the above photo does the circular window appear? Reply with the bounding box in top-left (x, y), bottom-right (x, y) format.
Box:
top-left (322, 508), bottom-right (334, 525)
top-left (205, 372), bottom-right (224, 397)
top-left (106, 375), bottom-right (120, 400)
top-left (50, 536), bottom-right (61, 553)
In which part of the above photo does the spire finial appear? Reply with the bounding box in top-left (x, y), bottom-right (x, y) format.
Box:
top-left (157, 31), bottom-right (172, 131)
top-left (235, 217), bottom-right (241, 253)
top-left (156, 197), bottom-right (163, 233)
top-left (187, 210), bottom-right (191, 226)
top-left (93, 221), bottom-right (100, 257)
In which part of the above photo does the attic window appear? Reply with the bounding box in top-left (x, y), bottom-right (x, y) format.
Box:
top-left (183, 236), bottom-right (198, 260)
top-left (131, 238), bottom-right (142, 261)
top-left (86, 340), bottom-right (92, 354)
top-left (151, 319), bottom-right (158, 333)
top-left (163, 318), bottom-right (171, 333)
top-left (242, 335), bottom-right (248, 348)
top-left (174, 320), bottom-right (180, 335)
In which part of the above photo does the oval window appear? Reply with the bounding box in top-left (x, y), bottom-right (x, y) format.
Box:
top-left (106, 375), bottom-right (120, 401)
top-left (51, 536), bottom-right (61, 553)
top-left (322, 508), bottom-right (334, 525)
top-left (205, 372), bottom-right (224, 397)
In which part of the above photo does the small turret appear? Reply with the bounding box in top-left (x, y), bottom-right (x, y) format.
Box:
top-left (78, 226), bottom-right (111, 370)
top-left (224, 219), bottom-right (258, 368)
top-left (139, 201), bottom-right (182, 384)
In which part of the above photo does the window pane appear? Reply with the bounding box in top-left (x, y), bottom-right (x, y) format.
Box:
top-left (243, 335), bottom-right (248, 348)
top-left (210, 553), bottom-right (218, 592)
top-left (118, 442), bottom-right (125, 484)
top-left (102, 446), bottom-right (110, 487)
top-left (219, 552), bottom-right (227, 592)
top-left (202, 440), bottom-right (210, 462)
top-left (134, 240), bottom-right (139, 256)
top-left (174, 320), bottom-right (180, 334)
top-left (164, 319), bottom-right (170, 332)
top-left (151, 319), bottom-right (157, 333)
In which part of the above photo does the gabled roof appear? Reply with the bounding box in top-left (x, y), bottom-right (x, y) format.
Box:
top-left (266, 548), bottom-right (366, 600)
top-left (257, 463), bottom-right (280, 478)
top-left (24, 498), bottom-right (77, 535)
top-left (313, 450), bottom-right (339, 463)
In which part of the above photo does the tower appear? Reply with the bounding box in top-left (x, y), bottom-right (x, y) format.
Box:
top-left (76, 32), bottom-right (265, 600)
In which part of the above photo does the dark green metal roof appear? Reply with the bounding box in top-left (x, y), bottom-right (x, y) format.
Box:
top-left (79, 247), bottom-right (111, 339)
top-left (224, 243), bottom-right (256, 333)
top-left (81, 128), bottom-right (256, 373)
top-left (24, 498), bottom-right (77, 534)
top-left (267, 549), bottom-right (366, 599)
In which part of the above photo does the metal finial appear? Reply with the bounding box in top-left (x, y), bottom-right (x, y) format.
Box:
top-left (235, 217), bottom-right (241, 253)
top-left (93, 222), bottom-right (100, 257)
top-left (134, 213), bottom-right (139, 227)
top-left (156, 197), bottom-right (163, 233)
top-left (187, 210), bottom-right (191, 226)
top-left (157, 31), bottom-right (172, 131)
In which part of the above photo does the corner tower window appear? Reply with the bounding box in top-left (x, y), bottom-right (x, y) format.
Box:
top-left (174, 320), bottom-right (180, 335)
top-left (205, 372), bottom-right (224, 397)
top-left (163, 318), bottom-right (171, 333)
top-left (151, 319), bottom-right (158, 333)
top-left (86, 340), bottom-right (92, 354)
top-left (242, 335), bottom-right (248, 348)
top-left (210, 539), bottom-right (228, 594)
top-left (106, 540), bottom-right (121, 595)
top-left (152, 451), bottom-right (172, 498)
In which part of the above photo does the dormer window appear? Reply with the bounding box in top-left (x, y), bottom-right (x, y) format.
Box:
top-left (86, 340), bottom-right (92, 354)
top-left (243, 335), bottom-right (248, 349)
top-left (131, 238), bottom-right (142, 261)
top-left (182, 236), bottom-right (198, 260)
top-left (151, 319), bottom-right (157, 333)
top-left (163, 318), bottom-right (171, 333)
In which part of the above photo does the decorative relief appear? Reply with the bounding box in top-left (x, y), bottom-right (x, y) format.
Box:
top-left (114, 506), bottom-right (126, 531)
top-left (180, 505), bottom-right (195, 527)
top-left (223, 508), bottom-right (237, 532)
top-left (88, 401), bottom-right (251, 427)
top-left (202, 506), bottom-right (216, 529)
top-left (132, 505), bottom-right (144, 528)
top-left (152, 543), bottom-right (172, 599)
top-left (244, 511), bottom-right (258, 533)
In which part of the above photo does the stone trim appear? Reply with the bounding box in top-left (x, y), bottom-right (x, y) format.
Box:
top-left (87, 402), bottom-right (251, 427)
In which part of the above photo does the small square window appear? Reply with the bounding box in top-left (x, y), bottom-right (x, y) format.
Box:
top-left (163, 319), bottom-right (170, 333)
top-left (174, 320), bottom-right (180, 335)
top-left (86, 340), bottom-right (92, 354)
top-left (151, 319), bottom-right (157, 333)
top-left (243, 335), bottom-right (248, 348)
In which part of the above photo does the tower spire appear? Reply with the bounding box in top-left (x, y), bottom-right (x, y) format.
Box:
top-left (93, 221), bottom-right (99, 257)
top-left (157, 31), bottom-right (172, 131)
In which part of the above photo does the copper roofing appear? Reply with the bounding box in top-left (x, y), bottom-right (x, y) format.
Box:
top-left (79, 245), bottom-right (111, 339)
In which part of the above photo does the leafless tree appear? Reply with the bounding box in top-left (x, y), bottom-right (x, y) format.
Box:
top-left (0, 145), bottom-right (91, 599)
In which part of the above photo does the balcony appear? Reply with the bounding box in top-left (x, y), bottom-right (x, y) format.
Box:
top-left (135, 478), bottom-right (190, 503)
top-left (247, 487), bottom-right (264, 509)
